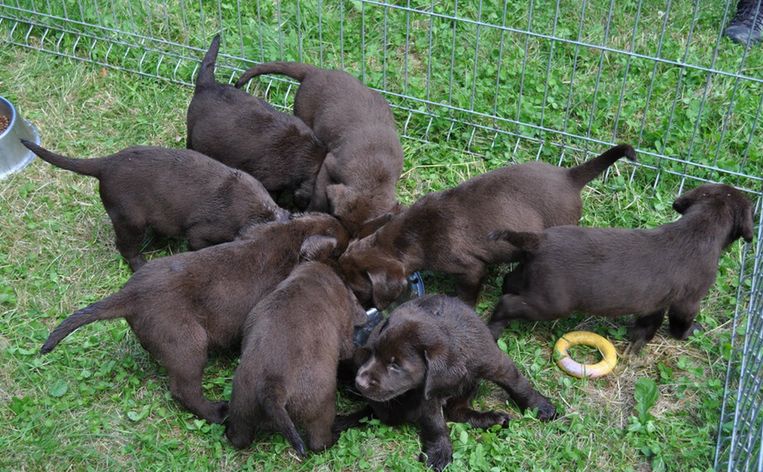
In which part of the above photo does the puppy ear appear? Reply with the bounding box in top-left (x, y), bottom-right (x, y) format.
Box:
top-left (672, 192), bottom-right (697, 214)
top-left (367, 262), bottom-right (407, 309)
top-left (356, 212), bottom-right (394, 239)
top-left (348, 290), bottom-right (370, 327)
top-left (737, 204), bottom-right (754, 243)
top-left (423, 348), bottom-right (468, 400)
top-left (299, 235), bottom-right (338, 262)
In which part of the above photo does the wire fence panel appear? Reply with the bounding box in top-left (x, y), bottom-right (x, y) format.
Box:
top-left (716, 219), bottom-right (763, 472)
top-left (1, 1), bottom-right (761, 469)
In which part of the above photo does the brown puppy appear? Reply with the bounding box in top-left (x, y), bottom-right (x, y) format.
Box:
top-left (339, 144), bottom-right (637, 308)
top-left (353, 295), bottom-right (556, 471)
top-left (487, 183), bottom-right (754, 352)
top-left (22, 140), bottom-right (289, 271)
top-left (39, 213), bottom-right (348, 424)
top-left (187, 36), bottom-right (326, 208)
top-left (236, 62), bottom-right (404, 234)
top-left (225, 240), bottom-right (366, 454)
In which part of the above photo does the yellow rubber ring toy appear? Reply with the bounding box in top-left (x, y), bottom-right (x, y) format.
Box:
top-left (553, 331), bottom-right (617, 379)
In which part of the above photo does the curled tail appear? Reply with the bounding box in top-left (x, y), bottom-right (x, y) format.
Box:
top-left (488, 230), bottom-right (543, 253)
top-left (196, 34), bottom-right (221, 90)
top-left (567, 143), bottom-right (637, 189)
top-left (235, 61), bottom-right (316, 89)
top-left (41, 292), bottom-right (130, 354)
top-left (22, 140), bottom-right (102, 177)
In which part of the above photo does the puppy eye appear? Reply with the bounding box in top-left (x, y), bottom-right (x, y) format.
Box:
top-left (388, 358), bottom-right (401, 371)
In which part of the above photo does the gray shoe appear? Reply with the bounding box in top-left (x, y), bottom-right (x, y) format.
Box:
top-left (724, 0), bottom-right (763, 45)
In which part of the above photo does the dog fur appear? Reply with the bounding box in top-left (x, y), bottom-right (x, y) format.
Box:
top-left (39, 213), bottom-right (348, 424)
top-left (352, 295), bottom-right (556, 471)
top-left (187, 36), bottom-right (327, 208)
top-left (225, 246), bottom-right (366, 454)
top-left (339, 144), bottom-right (637, 308)
top-left (487, 183), bottom-right (755, 352)
top-left (22, 140), bottom-right (289, 271)
top-left (235, 62), bottom-right (404, 234)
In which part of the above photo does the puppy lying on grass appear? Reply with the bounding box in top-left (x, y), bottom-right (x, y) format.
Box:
top-left (236, 62), bottom-right (403, 235)
top-left (225, 236), bottom-right (366, 454)
top-left (187, 35), bottom-right (326, 208)
top-left (488, 183), bottom-right (754, 352)
top-left (39, 213), bottom-right (348, 424)
top-left (352, 295), bottom-right (556, 471)
top-left (22, 140), bottom-right (288, 271)
top-left (339, 144), bottom-right (636, 309)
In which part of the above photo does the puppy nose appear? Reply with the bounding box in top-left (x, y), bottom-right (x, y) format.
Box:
top-left (356, 374), bottom-right (370, 391)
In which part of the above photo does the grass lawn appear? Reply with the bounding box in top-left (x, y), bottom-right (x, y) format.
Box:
top-left (1, 2), bottom-right (760, 471)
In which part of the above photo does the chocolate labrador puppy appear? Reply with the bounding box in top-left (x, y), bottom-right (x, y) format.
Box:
top-left (22, 140), bottom-right (288, 271)
top-left (187, 36), bottom-right (326, 208)
top-left (236, 62), bottom-right (403, 234)
top-left (488, 183), bottom-right (754, 352)
top-left (39, 213), bottom-right (348, 424)
top-left (339, 144), bottom-right (637, 308)
top-left (353, 295), bottom-right (556, 471)
top-left (225, 238), bottom-right (366, 454)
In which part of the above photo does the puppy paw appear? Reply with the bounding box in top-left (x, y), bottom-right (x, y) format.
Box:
top-left (535, 401), bottom-right (558, 421)
top-left (676, 322), bottom-right (704, 340)
top-left (625, 339), bottom-right (647, 356)
top-left (419, 447), bottom-right (452, 471)
top-left (486, 411), bottom-right (511, 428)
top-left (465, 411), bottom-right (511, 429)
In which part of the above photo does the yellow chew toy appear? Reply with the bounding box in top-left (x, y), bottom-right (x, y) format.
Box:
top-left (554, 331), bottom-right (617, 379)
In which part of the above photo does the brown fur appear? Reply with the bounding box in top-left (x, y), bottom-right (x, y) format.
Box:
top-left (39, 213), bottom-right (348, 424)
top-left (187, 36), bottom-right (326, 208)
top-left (225, 246), bottom-right (366, 455)
top-left (236, 62), bottom-right (404, 234)
top-left (339, 144), bottom-right (637, 308)
top-left (352, 296), bottom-right (556, 471)
top-left (22, 140), bottom-right (289, 271)
top-left (488, 183), bottom-right (755, 352)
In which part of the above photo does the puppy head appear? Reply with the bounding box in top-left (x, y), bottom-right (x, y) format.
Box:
top-left (339, 238), bottom-right (407, 309)
top-left (354, 307), bottom-right (467, 402)
top-left (354, 317), bottom-right (428, 402)
top-left (672, 184), bottom-right (754, 243)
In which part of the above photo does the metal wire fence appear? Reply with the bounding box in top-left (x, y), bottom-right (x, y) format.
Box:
top-left (0, 0), bottom-right (761, 469)
top-left (716, 225), bottom-right (763, 472)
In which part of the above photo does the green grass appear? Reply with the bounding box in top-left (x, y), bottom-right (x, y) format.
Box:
top-left (0, 2), bottom-right (760, 471)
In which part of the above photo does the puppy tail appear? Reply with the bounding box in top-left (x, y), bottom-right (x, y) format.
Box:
top-left (235, 61), bottom-right (316, 89)
top-left (40, 292), bottom-right (129, 354)
top-left (21, 140), bottom-right (102, 178)
top-left (261, 387), bottom-right (308, 457)
top-left (196, 34), bottom-right (220, 90)
top-left (488, 230), bottom-right (543, 253)
top-left (567, 143), bottom-right (637, 189)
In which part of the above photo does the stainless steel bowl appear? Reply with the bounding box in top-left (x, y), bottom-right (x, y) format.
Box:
top-left (0, 96), bottom-right (40, 179)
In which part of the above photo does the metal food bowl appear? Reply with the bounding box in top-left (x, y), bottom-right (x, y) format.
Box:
top-left (0, 96), bottom-right (40, 179)
top-left (354, 272), bottom-right (426, 346)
